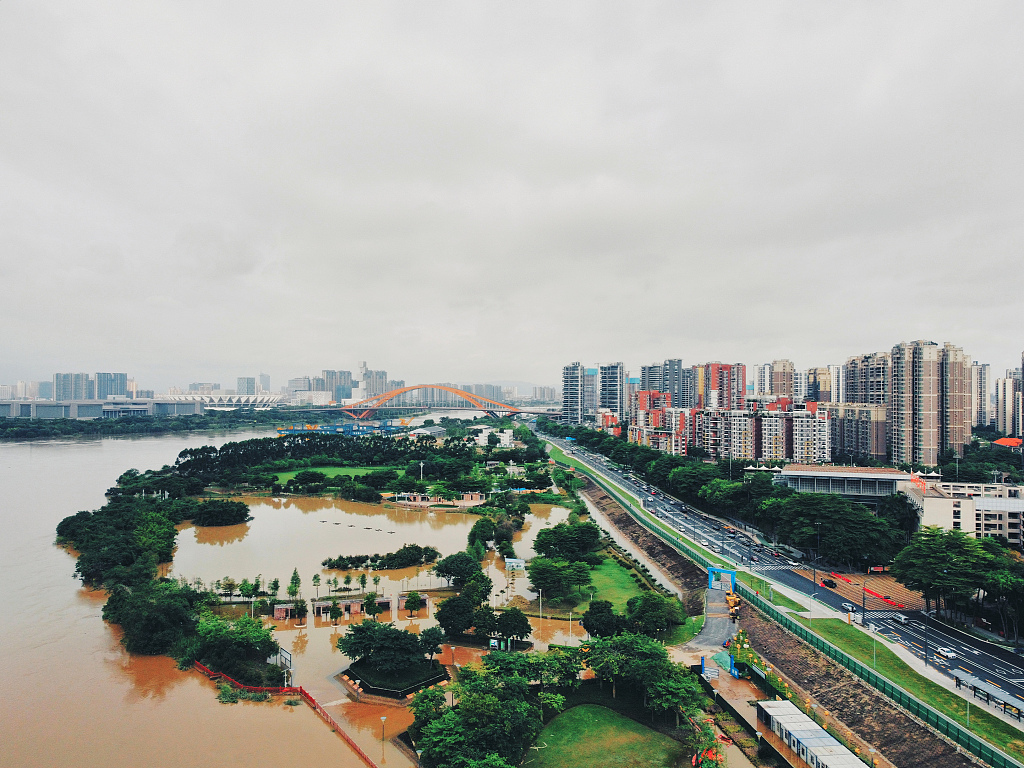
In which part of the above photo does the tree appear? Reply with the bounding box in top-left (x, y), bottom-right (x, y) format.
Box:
top-left (268, 578), bottom-right (280, 598)
top-left (358, 573), bottom-right (368, 593)
top-left (404, 590), bottom-right (424, 617)
top-left (581, 600), bottom-right (623, 637)
top-left (238, 578), bottom-right (254, 604)
top-left (221, 576), bottom-right (237, 600)
top-left (419, 625), bottom-right (445, 663)
top-left (568, 561), bottom-right (592, 594)
top-left (434, 551), bottom-right (483, 588)
top-left (435, 595), bottom-right (476, 637)
top-left (473, 605), bottom-right (498, 638)
top-left (312, 573), bottom-right (321, 599)
top-left (343, 573), bottom-right (353, 591)
top-left (372, 574), bottom-right (381, 592)
top-left (363, 592), bottom-right (384, 621)
top-left (495, 607), bottom-right (532, 645)
top-left (647, 666), bottom-right (704, 726)
top-left (338, 620), bottom-right (423, 674)
top-left (287, 568), bottom-right (301, 599)
top-left (625, 592), bottom-right (685, 636)
top-left (329, 600), bottom-right (342, 625)
top-left (526, 557), bottom-right (572, 598)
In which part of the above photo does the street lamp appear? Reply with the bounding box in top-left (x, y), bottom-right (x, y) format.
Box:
top-left (380, 715), bottom-right (387, 741)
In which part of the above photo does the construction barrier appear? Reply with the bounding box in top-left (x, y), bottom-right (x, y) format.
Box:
top-left (192, 662), bottom-right (379, 768)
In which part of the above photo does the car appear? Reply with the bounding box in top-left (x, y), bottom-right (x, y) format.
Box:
top-left (822, 579), bottom-right (838, 589)
top-left (893, 615), bottom-right (910, 625)
top-left (841, 602), bottom-right (857, 612)
top-left (936, 647), bottom-right (956, 659)
top-left (787, 560), bottom-right (800, 567)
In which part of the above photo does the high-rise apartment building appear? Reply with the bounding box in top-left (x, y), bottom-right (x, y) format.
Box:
top-left (323, 370), bottom-right (353, 401)
top-left (259, 373), bottom-right (271, 394)
top-left (995, 376), bottom-right (1023, 437)
top-left (827, 364), bottom-right (845, 403)
top-left (770, 360), bottom-right (795, 399)
top-left (753, 364), bottom-right (773, 396)
top-left (806, 367), bottom-right (832, 402)
top-left (844, 353), bottom-right (890, 406)
top-left (95, 372), bottom-right (127, 400)
top-left (53, 373), bottom-right (95, 401)
top-left (561, 362), bottom-right (586, 425)
top-left (599, 362), bottom-right (627, 421)
top-left (696, 362), bottom-right (745, 410)
top-left (889, 340), bottom-right (971, 465)
top-left (970, 363), bottom-right (990, 428)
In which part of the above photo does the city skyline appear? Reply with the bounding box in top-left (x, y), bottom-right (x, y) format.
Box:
top-left (2, 5), bottom-right (1024, 389)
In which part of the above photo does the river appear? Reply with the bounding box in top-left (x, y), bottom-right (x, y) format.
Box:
top-left (0, 428), bottom-right (569, 768)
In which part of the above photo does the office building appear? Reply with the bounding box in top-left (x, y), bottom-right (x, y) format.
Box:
top-left (561, 362), bottom-right (586, 425)
top-left (640, 364), bottom-right (663, 393)
top-left (584, 368), bottom-right (598, 418)
top-left (259, 373), bottom-right (271, 394)
top-left (237, 377), bottom-right (257, 396)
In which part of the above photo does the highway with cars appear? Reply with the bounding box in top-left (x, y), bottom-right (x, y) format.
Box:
top-left (544, 434), bottom-right (1024, 709)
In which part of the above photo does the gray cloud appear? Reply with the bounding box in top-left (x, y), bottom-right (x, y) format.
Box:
top-left (2, 2), bottom-right (1022, 392)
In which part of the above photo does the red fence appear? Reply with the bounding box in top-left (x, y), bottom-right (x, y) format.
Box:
top-left (192, 662), bottom-right (379, 768)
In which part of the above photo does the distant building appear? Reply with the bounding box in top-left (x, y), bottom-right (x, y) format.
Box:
top-left (820, 403), bottom-right (888, 462)
top-left (770, 360), bottom-right (795, 399)
top-left (599, 363), bottom-right (627, 422)
top-left (843, 352), bottom-right (890, 406)
top-left (95, 373), bottom-right (128, 400)
top-left (237, 377), bottom-right (257, 396)
top-left (889, 340), bottom-right (971, 465)
top-left (53, 373), bottom-right (94, 401)
top-left (561, 362), bottom-right (585, 425)
top-left (970, 362), bottom-right (990, 428)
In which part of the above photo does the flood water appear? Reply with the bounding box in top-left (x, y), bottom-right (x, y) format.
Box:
top-left (0, 429), bottom-right (570, 768)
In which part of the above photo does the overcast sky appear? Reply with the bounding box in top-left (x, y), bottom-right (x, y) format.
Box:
top-left (2, 3), bottom-right (1022, 392)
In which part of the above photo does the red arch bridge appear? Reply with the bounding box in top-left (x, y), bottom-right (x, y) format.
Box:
top-left (301, 384), bottom-right (560, 420)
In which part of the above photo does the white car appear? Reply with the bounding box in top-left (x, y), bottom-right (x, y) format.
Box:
top-left (841, 602), bottom-right (858, 612)
top-left (936, 647), bottom-right (956, 659)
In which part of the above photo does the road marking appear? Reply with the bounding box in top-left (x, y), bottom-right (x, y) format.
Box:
top-left (989, 680), bottom-right (1002, 688)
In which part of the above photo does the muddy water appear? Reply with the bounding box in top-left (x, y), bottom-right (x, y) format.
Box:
top-left (0, 430), bottom-right (568, 768)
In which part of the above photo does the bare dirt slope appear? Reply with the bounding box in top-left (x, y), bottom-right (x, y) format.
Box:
top-left (739, 604), bottom-right (976, 768)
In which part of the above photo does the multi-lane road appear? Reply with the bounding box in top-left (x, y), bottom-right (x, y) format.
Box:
top-left (544, 434), bottom-right (1024, 709)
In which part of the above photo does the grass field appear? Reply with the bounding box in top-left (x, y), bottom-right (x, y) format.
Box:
top-left (738, 573), bottom-right (807, 612)
top-left (527, 558), bottom-right (645, 619)
top-left (274, 465), bottom-right (404, 483)
top-left (546, 444), bottom-right (590, 472)
top-left (527, 704), bottom-right (687, 768)
top-left (791, 617), bottom-right (1024, 761)
top-left (662, 614), bottom-right (705, 645)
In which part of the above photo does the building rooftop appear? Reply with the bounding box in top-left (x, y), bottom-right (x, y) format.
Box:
top-left (780, 464), bottom-right (911, 478)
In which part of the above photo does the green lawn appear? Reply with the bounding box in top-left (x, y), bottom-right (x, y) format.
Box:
top-left (527, 704), bottom-right (687, 768)
top-left (738, 573), bottom-right (806, 612)
top-left (790, 617), bottom-right (1024, 762)
top-left (661, 614), bottom-right (705, 646)
top-left (528, 558), bottom-right (645, 619)
top-left (546, 445), bottom-right (590, 473)
top-left (274, 465), bottom-right (404, 483)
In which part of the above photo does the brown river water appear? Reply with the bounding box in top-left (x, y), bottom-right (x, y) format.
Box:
top-left (0, 430), bottom-right (570, 768)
